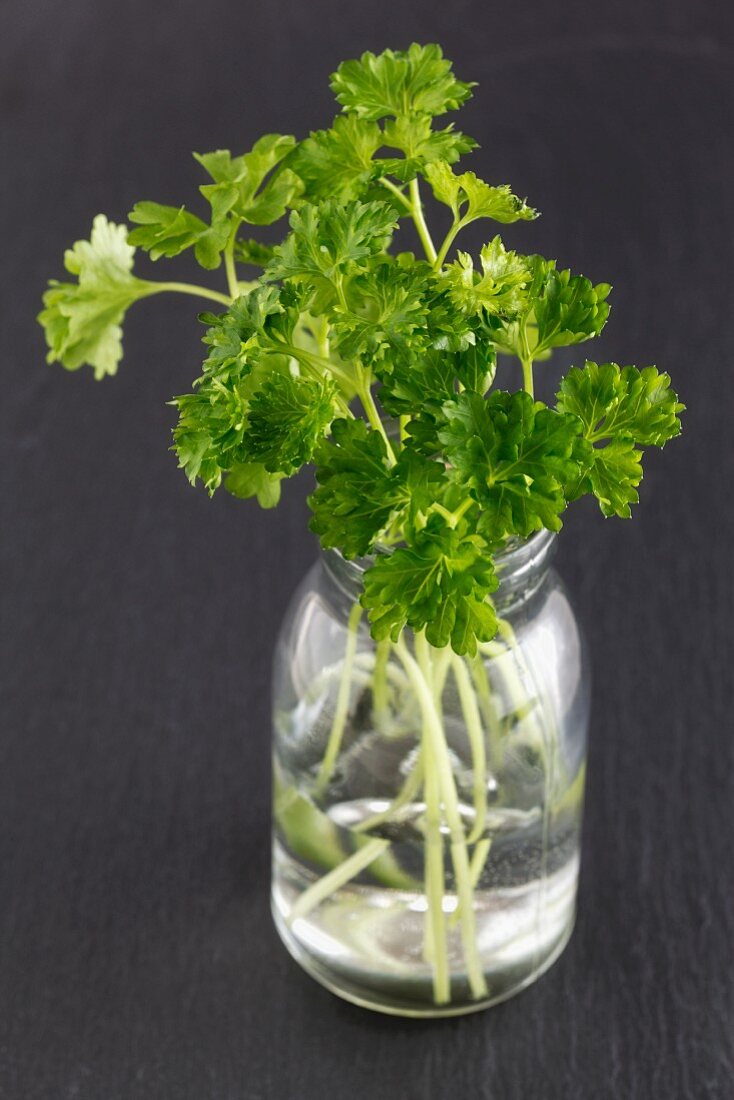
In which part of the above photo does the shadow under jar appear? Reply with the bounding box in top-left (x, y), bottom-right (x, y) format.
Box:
top-left (271, 530), bottom-right (589, 1017)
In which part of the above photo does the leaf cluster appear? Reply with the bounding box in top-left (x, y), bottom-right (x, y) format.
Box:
top-left (37, 44), bottom-right (684, 656)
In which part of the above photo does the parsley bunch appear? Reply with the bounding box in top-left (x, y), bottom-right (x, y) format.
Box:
top-left (39, 44), bottom-right (683, 656)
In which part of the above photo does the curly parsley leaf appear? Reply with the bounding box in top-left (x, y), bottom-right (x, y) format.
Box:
top-left (128, 201), bottom-right (230, 269)
top-left (331, 43), bottom-right (474, 122)
top-left (309, 418), bottom-right (400, 556)
top-left (225, 462), bottom-right (283, 508)
top-left (331, 259), bottom-right (429, 365)
top-left (361, 516), bottom-right (498, 655)
top-left (556, 361), bottom-right (684, 517)
top-left (290, 115), bottom-right (384, 201)
top-left (530, 259), bottom-right (611, 354)
top-left (440, 390), bottom-right (582, 539)
top-left (38, 215), bottom-right (154, 379)
top-left (233, 238), bottom-right (276, 267)
top-left (200, 285), bottom-right (291, 373)
top-left (244, 372), bottom-right (337, 474)
top-left (194, 135), bottom-right (302, 227)
top-left (425, 162), bottom-right (538, 225)
top-left (442, 238), bottom-right (530, 319)
top-left (379, 117), bottom-right (476, 182)
top-left (267, 200), bottom-right (397, 300)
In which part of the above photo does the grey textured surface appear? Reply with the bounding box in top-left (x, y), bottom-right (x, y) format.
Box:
top-left (1, 0), bottom-right (733, 1096)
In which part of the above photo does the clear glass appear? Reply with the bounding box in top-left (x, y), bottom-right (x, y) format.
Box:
top-left (271, 531), bottom-right (589, 1017)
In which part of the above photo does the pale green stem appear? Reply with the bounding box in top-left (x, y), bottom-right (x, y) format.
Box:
top-left (372, 638), bottom-right (391, 731)
top-left (224, 219), bottom-right (241, 300)
top-left (352, 752), bottom-right (424, 835)
top-left (434, 216), bottom-right (463, 270)
top-left (314, 602), bottom-right (363, 794)
top-left (396, 634), bottom-right (488, 1001)
top-left (288, 837), bottom-right (390, 923)
top-left (409, 178), bottom-right (438, 264)
top-left (469, 839), bottom-right (492, 889)
top-left (469, 654), bottom-right (504, 775)
top-left (378, 176), bottom-right (414, 213)
top-left (451, 656), bottom-right (487, 845)
top-left (357, 371), bottom-right (397, 466)
top-left (149, 281), bottom-right (232, 306)
top-left (519, 323), bottom-right (535, 397)
top-left (423, 728), bottom-right (450, 1002)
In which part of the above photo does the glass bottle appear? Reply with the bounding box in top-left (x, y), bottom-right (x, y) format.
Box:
top-left (271, 530), bottom-right (589, 1017)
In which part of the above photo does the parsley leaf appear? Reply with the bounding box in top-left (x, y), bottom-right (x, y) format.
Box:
top-left (290, 115), bottom-right (384, 201)
top-left (194, 135), bottom-right (302, 225)
top-left (309, 418), bottom-right (400, 556)
top-left (425, 162), bottom-right (538, 225)
top-left (361, 516), bottom-right (498, 655)
top-left (331, 259), bottom-right (428, 366)
top-left (556, 361), bottom-right (684, 517)
top-left (331, 44), bottom-right (474, 122)
top-left (38, 215), bottom-right (154, 379)
top-left (380, 117), bottom-right (476, 182)
top-left (530, 259), bottom-right (611, 355)
top-left (225, 462), bottom-right (283, 508)
top-left (441, 238), bottom-right (530, 318)
top-left (128, 201), bottom-right (230, 269)
top-left (267, 200), bottom-right (397, 301)
top-left (440, 390), bottom-right (581, 539)
top-left (244, 372), bottom-right (337, 474)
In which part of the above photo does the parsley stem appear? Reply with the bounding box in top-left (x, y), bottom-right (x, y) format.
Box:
top-left (521, 357), bottom-right (535, 397)
top-left (357, 370), bottom-right (397, 466)
top-left (288, 836), bottom-right (390, 923)
top-left (151, 282), bottom-right (232, 306)
top-left (395, 635), bottom-right (488, 1001)
top-left (409, 178), bottom-right (438, 264)
top-left (314, 601), bottom-right (363, 794)
top-left (520, 324), bottom-right (535, 397)
top-left (224, 219), bottom-right (241, 300)
top-left (434, 216), bottom-right (463, 270)
top-left (378, 176), bottom-right (413, 213)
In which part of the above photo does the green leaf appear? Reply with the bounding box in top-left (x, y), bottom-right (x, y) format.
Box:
top-left (195, 135), bottom-right (302, 227)
top-left (38, 214), bottom-right (154, 379)
top-left (268, 199), bottom-right (396, 281)
top-left (225, 462), bottom-right (283, 508)
top-left (244, 372), bottom-right (337, 474)
top-left (330, 259), bottom-right (428, 365)
top-left (361, 515), bottom-right (498, 655)
top-left (331, 43), bottom-right (474, 122)
top-left (556, 361), bottom-right (683, 517)
top-left (200, 285), bottom-right (290, 373)
top-left (290, 115), bottom-right (384, 201)
top-left (380, 117), bottom-right (476, 181)
top-left (530, 259), bottom-right (611, 354)
top-left (233, 238), bottom-right (276, 267)
top-left (441, 237), bottom-right (531, 318)
top-left (266, 199), bottom-right (397, 313)
top-left (556, 361), bottom-right (684, 446)
top-left (171, 286), bottom-right (297, 493)
top-left (440, 390), bottom-right (582, 539)
top-left (309, 418), bottom-right (400, 556)
top-left (425, 162), bottom-right (538, 224)
top-left (127, 201), bottom-right (230, 269)
top-left (378, 347), bottom-right (456, 417)
top-left (585, 437), bottom-right (642, 519)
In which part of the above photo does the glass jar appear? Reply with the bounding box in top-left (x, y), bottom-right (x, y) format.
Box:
top-left (271, 530), bottom-right (589, 1017)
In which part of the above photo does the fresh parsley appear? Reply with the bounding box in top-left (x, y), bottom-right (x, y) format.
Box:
top-left (38, 43), bottom-right (683, 654)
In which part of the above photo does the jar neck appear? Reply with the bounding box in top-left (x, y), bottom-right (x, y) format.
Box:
top-left (321, 529), bottom-right (558, 614)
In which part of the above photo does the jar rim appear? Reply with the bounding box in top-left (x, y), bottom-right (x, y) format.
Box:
top-left (322, 528), bottom-right (558, 598)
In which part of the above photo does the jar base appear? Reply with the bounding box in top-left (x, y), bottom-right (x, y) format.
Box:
top-left (272, 898), bottom-right (576, 1018)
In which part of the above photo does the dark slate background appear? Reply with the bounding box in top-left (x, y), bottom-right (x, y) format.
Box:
top-left (2, 1), bottom-right (733, 1096)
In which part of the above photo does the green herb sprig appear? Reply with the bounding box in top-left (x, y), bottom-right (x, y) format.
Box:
top-left (38, 44), bottom-right (683, 655)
